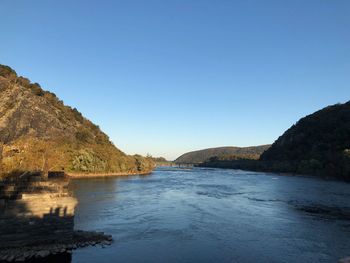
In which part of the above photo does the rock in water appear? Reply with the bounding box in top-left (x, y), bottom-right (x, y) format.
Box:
top-left (339, 257), bottom-right (350, 263)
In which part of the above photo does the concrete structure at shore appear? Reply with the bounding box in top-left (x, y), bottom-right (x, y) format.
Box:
top-left (0, 172), bottom-right (113, 262)
top-left (0, 173), bottom-right (77, 249)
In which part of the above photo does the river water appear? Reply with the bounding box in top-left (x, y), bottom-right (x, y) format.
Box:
top-left (68, 167), bottom-right (350, 263)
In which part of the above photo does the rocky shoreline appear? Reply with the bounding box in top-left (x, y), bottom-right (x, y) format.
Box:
top-left (66, 170), bottom-right (153, 178)
top-left (0, 230), bottom-right (113, 262)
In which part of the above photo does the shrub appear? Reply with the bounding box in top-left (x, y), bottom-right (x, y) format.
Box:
top-left (71, 149), bottom-right (107, 172)
top-left (0, 65), bottom-right (17, 80)
top-left (29, 83), bottom-right (45, 96)
top-left (16, 76), bottom-right (30, 87)
top-left (75, 130), bottom-right (93, 143)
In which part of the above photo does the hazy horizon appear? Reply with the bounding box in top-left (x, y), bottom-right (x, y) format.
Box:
top-left (1, 0), bottom-right (349, 160)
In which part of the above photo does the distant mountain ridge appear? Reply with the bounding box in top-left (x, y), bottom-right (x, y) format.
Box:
top-left (175, 145), bottom-right (270, 164)
top-left (0, 64), bottom-right (154, 176)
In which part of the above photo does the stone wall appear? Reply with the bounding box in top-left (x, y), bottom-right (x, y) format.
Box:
top-left (0, 174), bottom-right (77, 249)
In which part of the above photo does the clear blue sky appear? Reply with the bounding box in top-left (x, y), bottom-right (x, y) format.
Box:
top-left (1, 0), bottom-right (349, 160)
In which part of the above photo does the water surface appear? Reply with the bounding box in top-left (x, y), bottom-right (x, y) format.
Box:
top-left (69, 167), bottom-right (350, 263)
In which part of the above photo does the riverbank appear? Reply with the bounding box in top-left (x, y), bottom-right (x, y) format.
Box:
top-left (197, 159), bottom-right (350, 182)
top-left (0, 230), bottom-right (112, 262)
top-left (66, 169), bottom-right (154, 178)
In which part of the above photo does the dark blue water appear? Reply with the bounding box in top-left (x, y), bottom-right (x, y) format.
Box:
top-left (69, 167), bottom-right (350, 263)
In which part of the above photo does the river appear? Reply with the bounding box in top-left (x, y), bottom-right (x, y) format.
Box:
top-left (68, 167), bottom-right (350, 263)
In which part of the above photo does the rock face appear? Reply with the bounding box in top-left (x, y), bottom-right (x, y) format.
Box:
top-left (339, 257), bottom-right (350, 263)
top-left (0, 64), bottom-right (154, 175)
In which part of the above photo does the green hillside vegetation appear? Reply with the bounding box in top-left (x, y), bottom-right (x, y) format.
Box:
top-left (0, 64), bottom-right (154, 178)
top-left (259, 101), bottom-right (350, 179)
top-left (200, 102), bottom-right (350, 180)
top-left (175, 145), bottom-right (270, 164)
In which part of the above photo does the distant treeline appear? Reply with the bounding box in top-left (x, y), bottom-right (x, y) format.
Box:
top-left (175, 145), bottom-right (270, 164)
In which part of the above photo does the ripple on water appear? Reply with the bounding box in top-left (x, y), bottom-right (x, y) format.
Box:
top-left (71, 167), bottom-right (350, 263)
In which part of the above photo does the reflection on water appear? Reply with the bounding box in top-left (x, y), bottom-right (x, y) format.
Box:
top-left (69, 167), bottom-right (350, 263)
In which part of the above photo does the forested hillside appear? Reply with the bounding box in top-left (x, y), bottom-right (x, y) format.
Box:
top-left (260, 101), bottom-right (350, 179)
top-left (0, 65), bottom-right (154, 177)
top-left (200, 102), bottom-right (350, 180)
top-left (175, 145), bottom-right (270, 164)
